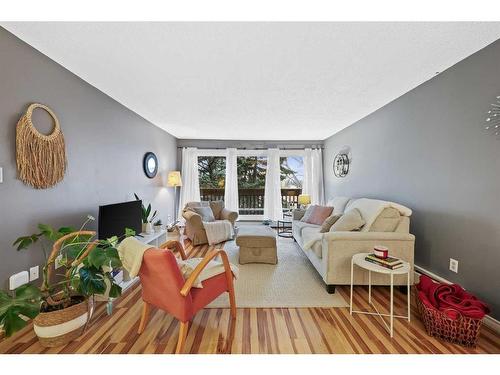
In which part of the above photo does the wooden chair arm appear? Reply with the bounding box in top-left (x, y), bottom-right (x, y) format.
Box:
top-left (179, 249), bottom-right (233, 297)
top-left (159, 240), bottom-right (187, 260)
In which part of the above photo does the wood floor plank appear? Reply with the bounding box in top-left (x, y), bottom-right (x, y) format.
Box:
top-left (1, 238), bottom-right (499, 354)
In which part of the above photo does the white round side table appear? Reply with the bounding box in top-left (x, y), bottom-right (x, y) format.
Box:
top-left (349, 253), bottom-right (411, 337)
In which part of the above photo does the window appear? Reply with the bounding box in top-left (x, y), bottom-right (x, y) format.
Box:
top-left (237, 156), bottom-right (267, 215)
top-left (280, 156), bottom-right (303, 210)
top-left (196, 150), bottom-right (305, 218)
top-left (198, 156), bottom-right (226, 201)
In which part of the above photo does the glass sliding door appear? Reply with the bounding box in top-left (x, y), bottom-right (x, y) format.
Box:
top-left (195, 150), bottom-right (306, 220)
top-left (198, 156), bottom-right (226, 202)
top-left (280, 156), bottom-right (304, 212)
top-left (237, 156), bottom-right (267, 216)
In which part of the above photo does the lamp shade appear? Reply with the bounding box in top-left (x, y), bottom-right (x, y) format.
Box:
top-left (298, 194), bottom-right (311, 206)
top-left (167, 171), bottom-right (182, 187)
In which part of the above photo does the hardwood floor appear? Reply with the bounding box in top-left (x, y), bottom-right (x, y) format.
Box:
top-left (1, 239), bottom-right (499, 354)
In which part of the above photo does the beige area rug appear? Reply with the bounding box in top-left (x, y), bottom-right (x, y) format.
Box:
top-left (207, 235), bottom-right (348, 308)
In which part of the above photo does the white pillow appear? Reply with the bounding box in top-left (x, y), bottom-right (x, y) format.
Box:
top-left (177, 258), bottom-right (239, 289)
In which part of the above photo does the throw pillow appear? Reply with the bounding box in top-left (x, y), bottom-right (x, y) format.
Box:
top-left (300, 205), bottom-right (317, 223)
top-left (191, 206), bottom-right (216, 222)
top-left (305, 205), bottom-right (334, 225)
top-left (319, 213), bottom-right (342, 233)
top-left (330, 208), bottom-right (365, 232)
top-left (176, 258), bottom-right (203, 288)
top-left (209, 200), bottom-right (225, 220)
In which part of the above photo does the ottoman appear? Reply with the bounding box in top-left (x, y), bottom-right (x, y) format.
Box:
top-left (235, 226), bottom-right (277, 265)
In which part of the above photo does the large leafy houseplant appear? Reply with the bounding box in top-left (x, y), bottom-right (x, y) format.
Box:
top-left (0, 216), bottom-right (134, 338)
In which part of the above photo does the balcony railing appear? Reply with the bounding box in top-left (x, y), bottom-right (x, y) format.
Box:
top-left (200, 187), bottom-right (302, 215)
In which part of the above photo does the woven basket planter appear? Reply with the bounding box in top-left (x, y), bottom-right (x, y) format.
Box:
top-left (33, 297), bottom-right (91, 347)
top-left (416, 293), bottom-right (483, 347)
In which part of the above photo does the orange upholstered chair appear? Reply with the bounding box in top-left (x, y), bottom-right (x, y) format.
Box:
top-left (137, 240), bottom-right (236, 354)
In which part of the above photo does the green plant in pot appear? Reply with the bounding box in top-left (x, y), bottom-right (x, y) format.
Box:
top-left (0, 216), bottom-right (134, 347)
top-left (134, 193), bottom-right (157, 234)
top-left (153, 219), bottom-right (163, 232)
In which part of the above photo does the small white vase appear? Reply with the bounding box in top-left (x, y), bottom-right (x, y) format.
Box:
top-left (142, 222), bottom-right (153, 234)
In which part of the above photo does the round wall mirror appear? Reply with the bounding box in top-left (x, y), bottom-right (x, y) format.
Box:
top-left (143, 152), bottom-right (158, 178)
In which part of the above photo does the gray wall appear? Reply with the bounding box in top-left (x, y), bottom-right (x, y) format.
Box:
top-left (0, 28), bottom-right (177, 289)
top-left (324, 39), bottom-right (500, 319)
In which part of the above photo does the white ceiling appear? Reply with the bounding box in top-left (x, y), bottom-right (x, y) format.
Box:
top-left (3, 22), bottom-right (500, 140)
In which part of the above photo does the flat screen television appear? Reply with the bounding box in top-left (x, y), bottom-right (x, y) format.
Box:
top-left (98, 200), bottom-right (142, 240)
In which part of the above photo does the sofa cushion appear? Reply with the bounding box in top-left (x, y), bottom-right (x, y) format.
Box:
top-left (209, 200), bottom-right (225, 220)
top-left (330, 208), bottom-right (365, 232)
top-left (301, 226), bottom-right (323, 258)
top-left (370, 207), bottom-right (401, 232)
top-left (303, 205), bottom-right (334, 225)
top-left (293, 220), bottom-right (320, 236)
top-left (300, 205), bottom-right (316, 223)
top-left (190, 206), bottom-right (216, 222)
top-left (326, 197), bottom-right (352, 215)
top-left (319, 214), bottom-right (342, 233)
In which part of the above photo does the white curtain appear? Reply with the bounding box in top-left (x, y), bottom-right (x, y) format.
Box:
top-left (302, 148), bottom-right (325, 205)
top-left (178, 147), bottom-right (201, 220)
top-left (224, 148), bottom-right (239, 212)
top-left (263, 148), bottom-right (283, 221)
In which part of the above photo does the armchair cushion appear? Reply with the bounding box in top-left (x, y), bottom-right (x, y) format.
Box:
top-left (209, 200), bottom-right (225, 220)
top-left (186, 201), bottom-right (209, 209)
top-left (177, 257), bottom-right (239, 289)
top-left (190, 206), bottom-right (215, 222)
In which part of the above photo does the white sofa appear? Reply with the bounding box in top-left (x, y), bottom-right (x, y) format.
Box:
top-left (292, 197), bottom-right (415, 293)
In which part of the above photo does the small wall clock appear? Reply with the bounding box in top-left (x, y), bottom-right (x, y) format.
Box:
top-left (143, 152), bottom-right (158, 178)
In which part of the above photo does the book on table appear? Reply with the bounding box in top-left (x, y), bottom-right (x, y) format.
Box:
top-left (365, 254), bottom-right (404, 269)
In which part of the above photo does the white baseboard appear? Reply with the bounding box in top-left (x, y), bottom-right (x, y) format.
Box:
top-left (414, 265), bottom-right (500, 334)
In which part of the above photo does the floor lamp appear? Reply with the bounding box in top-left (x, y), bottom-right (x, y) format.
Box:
top-left (167, 171), bottom-right (182, 223)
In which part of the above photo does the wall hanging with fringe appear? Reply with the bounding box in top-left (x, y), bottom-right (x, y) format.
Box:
top-left (16, 103), bottom-right (67, 189)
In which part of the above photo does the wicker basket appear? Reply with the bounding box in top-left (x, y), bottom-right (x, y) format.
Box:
top-left (33, 297), bottom-right (92, 347)
top-left (416, 293), bottom-right (483, 347)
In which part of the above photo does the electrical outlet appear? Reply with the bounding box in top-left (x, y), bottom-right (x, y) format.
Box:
top-left (55, 254), bottom-right (63, 269)
top-left (29, 266), bottom-right (39, 281)
top-left (9, 271), bottom-right (29, 290)
top-left (449, 258), bottom-right (459, 273)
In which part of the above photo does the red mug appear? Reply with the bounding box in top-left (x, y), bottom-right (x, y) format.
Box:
top-left (374, 245), bottom-right (389, 259)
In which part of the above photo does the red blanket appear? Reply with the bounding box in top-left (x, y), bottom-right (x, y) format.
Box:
top-left (416, 275), bottom-right (489, 320)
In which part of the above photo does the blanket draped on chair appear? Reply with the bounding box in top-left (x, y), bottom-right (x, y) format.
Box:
top-left (203, 220), bottom-right (234, 245)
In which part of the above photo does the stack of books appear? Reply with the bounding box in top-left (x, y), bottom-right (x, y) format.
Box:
top-left (365, 254), bottom-right (404, 270)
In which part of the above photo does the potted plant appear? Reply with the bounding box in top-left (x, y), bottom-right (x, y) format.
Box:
top-left (153, 219), bottom-right (163, 232)
top-left (134, 193), bottom-right (157, 234)
top-left (0, 216), bottom-right (134, 347)
top-left (166, 220), bottom-right (181, 239)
